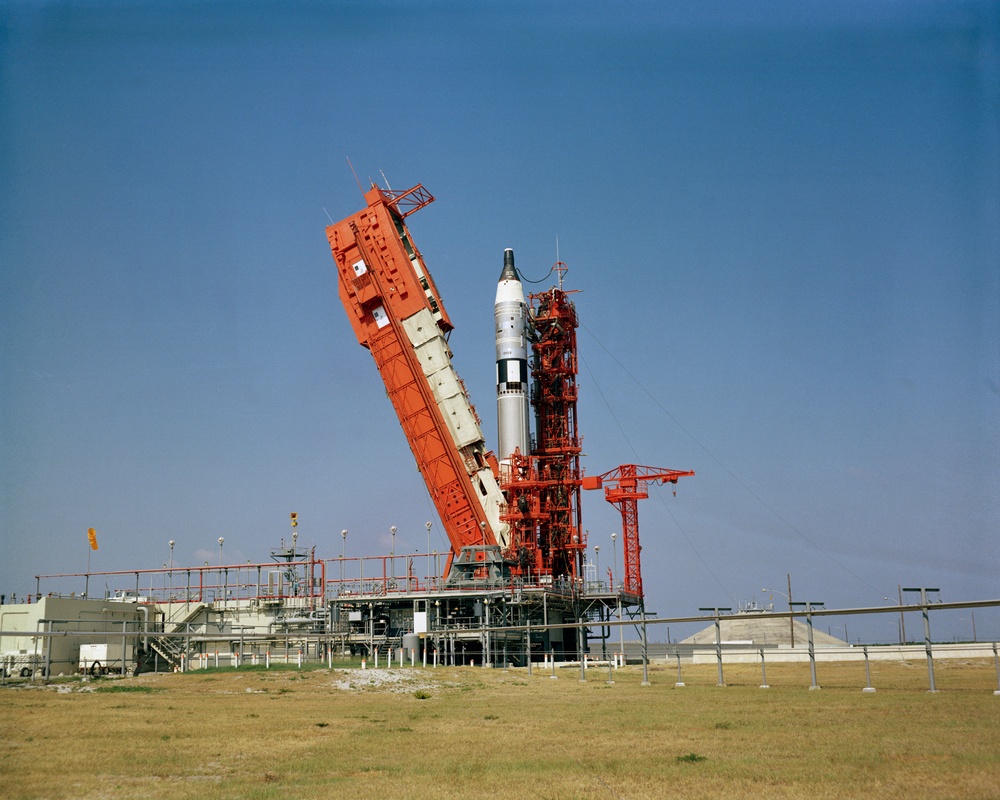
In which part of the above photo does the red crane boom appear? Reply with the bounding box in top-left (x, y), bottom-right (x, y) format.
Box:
top-left (582, 464), bottom-right (694, 598)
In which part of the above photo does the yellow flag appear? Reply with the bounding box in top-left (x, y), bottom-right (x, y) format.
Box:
top-left (87, 527), bottom-right (98, 551)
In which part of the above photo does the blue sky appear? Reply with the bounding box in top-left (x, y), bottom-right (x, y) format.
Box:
top-left (2, 1), bottom-right (998, 642)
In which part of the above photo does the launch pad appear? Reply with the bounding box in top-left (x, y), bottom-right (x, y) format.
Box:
top-left (324, 182), bottom-right (691, 593)
top-left (7, 180), bottom-right (690, 678)
top-left (24, 547), bottom-right (643, 675)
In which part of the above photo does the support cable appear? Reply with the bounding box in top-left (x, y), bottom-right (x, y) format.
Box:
top-left (580, 323), bottom-right (884, 598)
top-left (580, 352), bottom-right (735, 604)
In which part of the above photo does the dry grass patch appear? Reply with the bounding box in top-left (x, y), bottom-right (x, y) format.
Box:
top-left (0, 660), bottom-right (998, 799)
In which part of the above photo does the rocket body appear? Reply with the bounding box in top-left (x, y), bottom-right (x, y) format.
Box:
top-left (495, 249), bottom-right (531, 463)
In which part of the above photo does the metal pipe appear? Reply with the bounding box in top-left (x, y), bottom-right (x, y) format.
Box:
top-left (790, 601), bottom-right (823, 689)
top-left (788, 574), bottom-right (794, 647)
top-left (863, 645), bottom-right (875, 693)
top-left (135, 605), bottom-right (149, 652)
top-left (899, 584), bottom-right (906, 644)
top-left (923, 595), bottom-right (936, 692)
top-left (43, 621), bottom-right (52, 679)
top-left (526, 620), bottom-right (532, 676)
top-left (903, 588), bottom-right (939, 693)
top-left (714, 615), bottom-right (722, 686)
top-left (31, 618), bottom-right (42, 682)
top-left (698, 606), bottom-right (731, 687)
top-left (808, 612), bottom-right (818, 689)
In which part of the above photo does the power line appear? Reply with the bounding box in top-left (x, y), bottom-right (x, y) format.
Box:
top-left (580, 323), bottom-right (885, 598)
top-left (580, 351), bottom-right (735, 603)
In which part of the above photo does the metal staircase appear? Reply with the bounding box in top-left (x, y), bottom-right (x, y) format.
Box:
top-left (371, 634), bottom-right (402, 663)
top-left (146, 635), bottom-right (186, 670)
top-left (143, 603), bottom-right (206, 672)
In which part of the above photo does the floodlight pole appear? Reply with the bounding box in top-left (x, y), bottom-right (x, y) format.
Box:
top-left (699, 606), bottom-right (732, 686)
top-left (762, 580), bottom-right (794, 647)
top-left (610, 532), bottom-right (618, 591)
top-left (903, 587), bottom-right (940, 692)
top-left (340, 529), bottom-right (347, 589)
top-left (617, 593), bottom-right (625, 665)
top-left (425, 521), bottom-right (432, 587)
top-left (883, 592), bottom-right (906, 644)
top-left (390, 526), bottom-right (397, 581)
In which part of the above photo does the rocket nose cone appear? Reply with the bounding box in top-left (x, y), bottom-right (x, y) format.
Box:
top-left (499, 248), bottom-right (519, 282)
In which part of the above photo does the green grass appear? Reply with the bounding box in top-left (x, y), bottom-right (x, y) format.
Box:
top-left (1, 659), bottom-right (998, 799)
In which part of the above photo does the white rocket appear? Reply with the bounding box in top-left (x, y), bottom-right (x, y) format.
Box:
top-left (495, 248), bottom-right (531, 463)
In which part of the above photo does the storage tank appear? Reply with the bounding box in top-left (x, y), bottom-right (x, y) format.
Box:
top-left (402, 632), bottom-right (422, 663)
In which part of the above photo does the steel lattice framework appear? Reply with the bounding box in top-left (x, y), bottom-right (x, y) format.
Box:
top-left (500, 277), bottom-right (586, 581)
top-left (583, 464), bottom-right (695, 597)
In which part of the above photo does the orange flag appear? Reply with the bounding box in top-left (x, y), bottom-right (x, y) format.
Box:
top-left (87, 527), bottom-right (98, 551)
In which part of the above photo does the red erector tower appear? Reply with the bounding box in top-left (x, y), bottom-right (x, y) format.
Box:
top-left (325, 184), bottom-right (508, 573)
top-left (501, 266), bottom-right (586, 582)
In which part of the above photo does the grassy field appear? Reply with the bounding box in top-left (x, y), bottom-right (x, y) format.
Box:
top-left (1, 658), bottom-right (998, 800)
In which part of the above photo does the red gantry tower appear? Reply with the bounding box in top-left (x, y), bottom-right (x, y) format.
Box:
top-left (501, 264), bottom-right (586, 583)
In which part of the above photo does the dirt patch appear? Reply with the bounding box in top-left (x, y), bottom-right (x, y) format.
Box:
top-left (328, 668), bottom-right (446, 693)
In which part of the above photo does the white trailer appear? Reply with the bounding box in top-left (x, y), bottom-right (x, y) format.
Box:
top-left (1, 651), bottom-right (46, 678)
top-left (78, 643), bottom-right (129, 675)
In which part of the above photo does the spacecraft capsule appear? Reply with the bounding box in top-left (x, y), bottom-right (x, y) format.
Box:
top-left (495, 248), bottom-right (531, 463)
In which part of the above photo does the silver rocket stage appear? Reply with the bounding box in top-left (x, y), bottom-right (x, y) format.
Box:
top-left (495, 248), bottom-right (531, 463)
